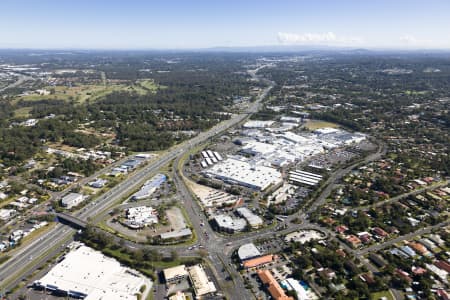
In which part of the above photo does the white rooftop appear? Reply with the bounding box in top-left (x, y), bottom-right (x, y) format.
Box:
top-left (237, 243), bottom-right (261, 261)
top-left (187, 265), bottom-right (217, 296)
top-left (236, 207), bottom-right (263, 227)
top-left (35, 244), bottom-right (149, 300)
top-left (214, 214), bottom-right (247, 231)
top-left (204, 157), bottom-right (282, 191)
top-left (243, 120), bottom-right (274, 128)
top-left (163, 265), bottom-right (188, 281)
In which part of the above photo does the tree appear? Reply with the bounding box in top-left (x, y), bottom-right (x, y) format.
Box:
top-left (197, 249), bottom-right (208, 258)
top-left (170, 250), bottom-right (179, 261)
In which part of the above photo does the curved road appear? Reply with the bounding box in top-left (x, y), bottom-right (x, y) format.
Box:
top-left (0, 66), bottom-right (274, 297)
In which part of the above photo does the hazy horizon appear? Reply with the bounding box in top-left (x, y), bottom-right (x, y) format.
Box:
top-left (1, 0), bottom-right (450, 50)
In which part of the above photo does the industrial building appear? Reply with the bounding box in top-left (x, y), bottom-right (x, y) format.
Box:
top-left (203, 157), bottom-right (282, 191)
top-left (61, 192), bottom-right (84, 209)
top-left (131, 173), bottom-right (166, 200)
top-left (33, 244), bottom-right (150, 300)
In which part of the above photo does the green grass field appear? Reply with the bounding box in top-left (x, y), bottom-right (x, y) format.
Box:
top-left (13, 106), bottom-right (33, 118)
top-left (370, 290), bottom-right (395, 300)
top-left (14, 79), bottom-right (163, 107)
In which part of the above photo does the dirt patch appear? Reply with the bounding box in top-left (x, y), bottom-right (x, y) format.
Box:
top-left (304, 120), bottom-right (339, 130)
top-left (165, 206), bottom-right (186, 231)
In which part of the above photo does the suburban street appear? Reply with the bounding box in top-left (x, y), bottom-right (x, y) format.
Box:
top-left (1, 65), bottom-right (446, 300)
top-left (0, 66), bottom-right (275, 297)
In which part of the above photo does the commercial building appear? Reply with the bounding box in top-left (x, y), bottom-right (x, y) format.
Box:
top-left (124, 206), bottom-right (158, 229)
top-left (163, 265), bottom-right (189, 283)
top-left (203, 157), bottom-right (282, 191)
top-left (236, 207), bottom-right (263, 229)
top-left (243, 254), bottom-right (275, 269)
top-left (160, 228), bottom-right (192, 240)
top-left (243, 120), bottom-right (274, 128)
top-left (212, 214), bottom-right (247, 233)
top-left (237, 243), bottom-right (261, 262)
top-left (257, 270), bottom-right (294, 300)
top-left (197, 189), bottom-right (239, 208)
top-left (33, 244), bottom-right (150, 300)
top-left (131, 173), bottom-right (166, 200)
top-left (187, 264), bottom-right (217, 297)
top-left (61, 193), bottom-right (84, 209)
top-left (289, 170), bottom-right (322, 187)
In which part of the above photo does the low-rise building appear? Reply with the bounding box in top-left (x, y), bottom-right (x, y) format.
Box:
top-left (237, 243), bottom-right (261, 262)
top-left (160, 228), bottom-right (192, 240)
top-left (125, 206), bottom-right (158, 229)
top-left (163, 265), bottom-right (188, 284)
top-left (0, 208), bottom-right (16, 221)
top-left (345, 235), bottom-right (362, 248)
top-left (236, 207), bottom-right (263, 229)
top-left (131, 174), bottom-right (166, 200)
top-left (257, 270), bottom-right (294, 300)
top-left (61, 193), bottom-right (84, 209)
top-left (212, 214), bottom-right (246, 233)
top-left (33, 244), bottom-right (150, 299)
top-left (243, 254), bottom-right (275, 269)
top-left (187, 265), bottom-right (217, 297)
top-left (88, 178), bottom-right (108, 188)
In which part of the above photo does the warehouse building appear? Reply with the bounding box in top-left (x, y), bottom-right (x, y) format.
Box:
top-left (131, 173), bottom-right (166, 200)
top-left (33, 243), bottom-right (151, 300)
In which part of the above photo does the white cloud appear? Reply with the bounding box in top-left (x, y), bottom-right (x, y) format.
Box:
top-left (399, 35), bottom-right (439, 48)
top-left (399, 35), bottom-right (419, 44)
top-left (277, 32), bottom-right (362, 45)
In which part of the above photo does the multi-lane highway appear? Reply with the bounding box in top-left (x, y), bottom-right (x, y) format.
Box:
top-left (3, 63), bottom-right (432, 300)
top-left (0, 66), bottom-right (274, 296)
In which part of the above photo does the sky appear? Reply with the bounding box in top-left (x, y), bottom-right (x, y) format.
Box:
top-left (1, 0), bottom-right (449, 50)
